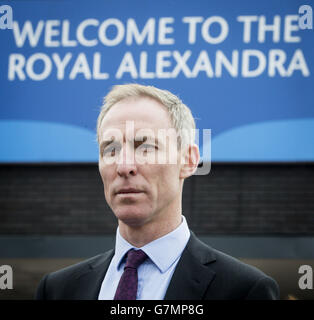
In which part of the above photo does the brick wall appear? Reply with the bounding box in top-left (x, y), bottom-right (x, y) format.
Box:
top-left (1, 163), bottom-right (314, 235)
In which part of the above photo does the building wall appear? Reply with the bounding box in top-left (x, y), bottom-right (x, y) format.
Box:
top-left (1, 163), bottom-right (313, 235)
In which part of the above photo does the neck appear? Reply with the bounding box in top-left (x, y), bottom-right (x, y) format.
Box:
top-left (118, 211), bottom-right (182, 248)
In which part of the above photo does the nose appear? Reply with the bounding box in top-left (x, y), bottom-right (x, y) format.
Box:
top-left (116, 144), bottom-right (137, 177)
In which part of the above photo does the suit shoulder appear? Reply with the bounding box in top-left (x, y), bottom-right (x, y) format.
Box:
top-left (48, 253), bottom-right (108, 281)
top-left (36, 249), bottom-right (114, 299)
top-left (188, 234), bottom-right (279, 299)
top-left (211, 248), bottom-right (279, 298)
top-left (189, 233), bottom-right (270, 280)
top-left (210, 246), bottom-right (268, 279)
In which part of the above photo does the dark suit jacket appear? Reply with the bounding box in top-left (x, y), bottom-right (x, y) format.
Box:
top-left (35, 232), bottom-right (279, 300)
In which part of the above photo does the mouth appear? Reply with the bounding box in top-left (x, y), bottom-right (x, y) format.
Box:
top-left (116, 188), bottom-right (144, 195)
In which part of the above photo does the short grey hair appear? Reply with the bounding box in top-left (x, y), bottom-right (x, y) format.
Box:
top-left (97, 83), bottom-right (196, 149)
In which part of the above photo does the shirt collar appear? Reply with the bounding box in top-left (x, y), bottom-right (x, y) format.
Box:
top-left (113, 215), bottom-right (190, 273)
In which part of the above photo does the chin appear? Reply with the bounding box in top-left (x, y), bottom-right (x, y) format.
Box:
top-left (114, 206), bottom-right (153, 227)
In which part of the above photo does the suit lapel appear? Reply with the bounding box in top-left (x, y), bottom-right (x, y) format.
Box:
top-left (67, 249), bottom-right (115, 300)
top-left (164, 232), bottom-right (216, 300)
top-left (65, 232), bottom-right (216, 300)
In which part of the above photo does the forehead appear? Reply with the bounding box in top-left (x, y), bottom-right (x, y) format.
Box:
top-left (100, 97), bottom-right (173, 134)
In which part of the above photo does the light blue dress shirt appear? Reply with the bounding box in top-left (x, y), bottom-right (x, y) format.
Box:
top-left (98, 215), bottom-right (190, 300)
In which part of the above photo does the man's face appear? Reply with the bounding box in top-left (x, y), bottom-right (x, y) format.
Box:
top-left (98, 97), bottom-right (184, 227)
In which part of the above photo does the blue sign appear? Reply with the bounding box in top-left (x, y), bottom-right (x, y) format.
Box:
top-left (0, 0), bottom-right (313, 162)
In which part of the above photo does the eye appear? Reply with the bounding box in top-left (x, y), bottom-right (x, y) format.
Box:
top-left (103, 144), bottom-right (121, 157)
top-left (138, 143), bottom-right (157, 153)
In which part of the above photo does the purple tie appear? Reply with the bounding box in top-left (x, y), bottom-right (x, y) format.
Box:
top-left (114, 249), bottom-right (148, 300)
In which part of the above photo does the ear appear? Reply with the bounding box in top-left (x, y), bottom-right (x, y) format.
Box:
top-left (179, 144), bottom-right (200, 179)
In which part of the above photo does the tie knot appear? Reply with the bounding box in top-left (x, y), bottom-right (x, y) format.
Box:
top-left (125, 249), bottom-right (147, 269)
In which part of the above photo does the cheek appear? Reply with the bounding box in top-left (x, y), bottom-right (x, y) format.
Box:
top-left (154, 165), bottom-right (180, 195)
top-left (99, 167), bottom-right (106, 186)
top-left (99, 166), bottom-right (114, 196)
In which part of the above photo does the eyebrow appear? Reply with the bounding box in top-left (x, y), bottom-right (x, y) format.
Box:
top-left (100, 136), bottom-right (161, 150)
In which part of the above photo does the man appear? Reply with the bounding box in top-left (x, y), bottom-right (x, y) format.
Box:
top-left (36, 84), bottom-right (279, 300)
